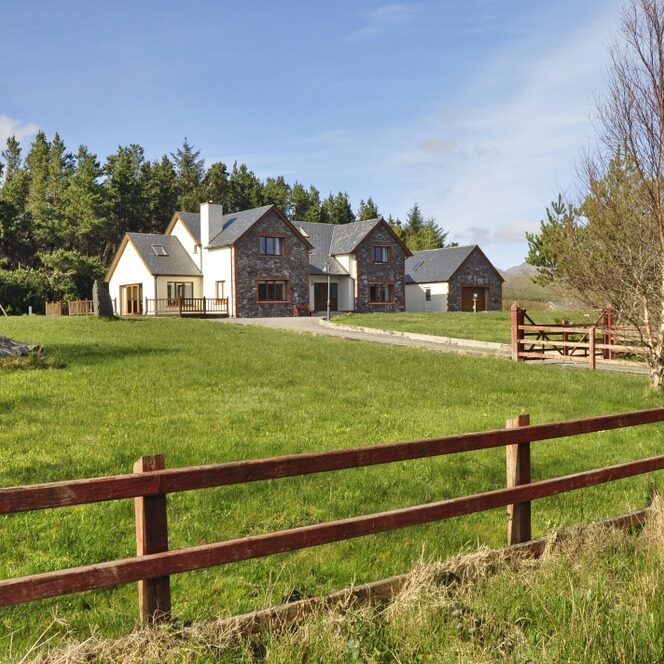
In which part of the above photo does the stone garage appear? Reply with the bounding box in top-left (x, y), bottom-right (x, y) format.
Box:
top-left (404, 245), bottom-right (503, 312)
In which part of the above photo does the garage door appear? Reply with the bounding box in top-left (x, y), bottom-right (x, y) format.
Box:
top-left (461, 286), bottom-right (488, 312)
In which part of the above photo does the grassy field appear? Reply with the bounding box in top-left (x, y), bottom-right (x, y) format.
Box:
top-left (1, 316), bottom-right (663, 658)
top-left (33, 505), bottom-right (664, 662)
top-left (332, 310), bottom-right (594, 344)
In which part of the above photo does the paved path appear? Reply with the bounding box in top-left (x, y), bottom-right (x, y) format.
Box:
top-left (213, 316), bottom-right (650, 375)
top-left (215, 316), bottom-right (511, 358)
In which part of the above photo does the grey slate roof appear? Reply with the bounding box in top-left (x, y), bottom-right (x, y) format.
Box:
top-left (174, 211), bottom-right (201, 243)
top-left (330, 218), bottom-right (382, 254)
top-left (405, 246), bottom-right (479, 284)
top-left (127, 233), bottom-right (202, 277)
top-left (208, 205), bottom-right (275, 248)
top-left (295, 222), bottom-right (348, 275)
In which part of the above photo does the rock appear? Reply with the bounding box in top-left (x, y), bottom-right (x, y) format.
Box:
top-left (92, 280), bottom-right (115, 317)
top-left (0, 336), bottom-right (43, 358)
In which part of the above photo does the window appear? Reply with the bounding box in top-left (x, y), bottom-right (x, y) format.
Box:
top-left (258, 280), bottom-right (288, 302)
top-left (259, 236), bottom-right (284, 256)
top-left (215, 281), bottom-right (225, 300)
top-left (369, 283), bottom-right (395, 303)
top-left (425, 288), bottom-right (431, 302)
top-left (167, 281), bottom-right (193, 305)
top-left (151, 244), bottom-right (168, 256)
top-left (373, 246), bottom-right (390, 263)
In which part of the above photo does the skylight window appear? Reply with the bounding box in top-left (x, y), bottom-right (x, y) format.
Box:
top-left (151, 244), bottom-right (169, 256)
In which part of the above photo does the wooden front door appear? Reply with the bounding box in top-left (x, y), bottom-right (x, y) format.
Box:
top-left (461, 286), bottom-right (488, 312)
top-left (314, 283), bottom-right (338, 311)
top-left (123, 284), bottom-right (142, 315)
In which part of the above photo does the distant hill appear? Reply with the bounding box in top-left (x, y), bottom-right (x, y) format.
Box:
top-left (500, 262), bottom-right (581, 311)
top-left (499, 262), bottom-right (538, 280)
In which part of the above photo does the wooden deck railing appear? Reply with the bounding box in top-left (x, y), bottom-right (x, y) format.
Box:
top-left (68, 299), bottom-right (94, 316)
top-left (1, 408), bottom-right (663, 623)
top-left (145, 297), bottom-right (229, 317)
top-left (511, 304), bottom-right (643, 368)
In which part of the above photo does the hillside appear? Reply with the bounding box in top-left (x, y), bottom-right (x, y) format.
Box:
top-left (500, 262), bottom-right (581, 311)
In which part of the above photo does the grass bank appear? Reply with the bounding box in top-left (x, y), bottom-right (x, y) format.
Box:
top-left (27, 500), bottom-right (664, 663)
top-left (0, 316), bottom-right (662, 656)
top-left (332, 310), bottom-right (592, 344)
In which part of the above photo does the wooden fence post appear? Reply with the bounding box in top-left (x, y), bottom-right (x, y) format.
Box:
top-left (603, 307), bottom-right (613, 360)
top-left (589, 327), bottom-right (596, 370)
top-left (133, 454), bottom-right (171, 624)
top-left (506, 415), bottom-right (531, 545)
top-left (511, 303), bottom-right (525, 362)
top-left (203, 296), bottom-right (207, 318)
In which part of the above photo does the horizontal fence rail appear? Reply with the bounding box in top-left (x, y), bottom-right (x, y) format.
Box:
top-left (2, 407), bottom-right (664, 622)
top-left (144, 297), bottom-right (228, 318)
top-left (511, 304), bottom-right (644, 368)
top-left (3, 408), bottom-right (664, 515)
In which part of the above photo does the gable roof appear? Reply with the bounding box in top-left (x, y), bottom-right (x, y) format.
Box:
top-left (125, 233), bottom-right (202, 277)
top-left (169, 211), bottom-right (201, 244)
top-left (295, 222), bottom-right (348, 275)
top-left (207, 205), bottom-right (275, 247)
top-left (329, 218), bottom-right (383, 254)
top-left (405, 245), bottom-right (502, 284)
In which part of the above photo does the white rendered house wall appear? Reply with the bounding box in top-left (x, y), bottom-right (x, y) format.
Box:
top-left (405, 282), bottom-right (449, 312)
top-left (107, 240), bottom-right (155, 313)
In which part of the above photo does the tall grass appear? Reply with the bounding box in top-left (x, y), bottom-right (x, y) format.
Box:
top-left (26, 498), bottom-right (664, 663)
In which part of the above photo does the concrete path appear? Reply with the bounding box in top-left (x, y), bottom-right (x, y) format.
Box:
top-left (214, 316), bottom-right (512, 358)
top-left (213, 315), bottom-right (650, 375)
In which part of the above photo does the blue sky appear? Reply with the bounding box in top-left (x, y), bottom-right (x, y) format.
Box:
top-left (2, 0), bottom-right (622, 268)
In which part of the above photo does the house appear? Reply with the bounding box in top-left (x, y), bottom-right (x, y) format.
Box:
top-left (405, 245), bottom-right (503, 312)
top-left (295, 218), bottom-right (411, 313)
top-left (105, 203), bottom-right (411, 317)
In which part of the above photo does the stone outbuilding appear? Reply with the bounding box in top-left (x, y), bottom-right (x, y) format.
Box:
top-left (405, 245), bottom-right (503, 312)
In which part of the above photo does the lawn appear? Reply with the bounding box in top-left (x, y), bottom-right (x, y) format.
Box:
top-left (0, 316), bottom-right (663, 658)
top-left (332, 310), bottom-right (594, 344)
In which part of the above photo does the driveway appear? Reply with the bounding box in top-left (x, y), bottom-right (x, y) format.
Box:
top-left (213, 315), bottom-right (510, 358)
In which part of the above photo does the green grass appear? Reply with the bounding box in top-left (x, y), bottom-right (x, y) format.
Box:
top-left (1, 316), bottom-right (663, 659)
top-left (332, 310), bottom-right (594, 344)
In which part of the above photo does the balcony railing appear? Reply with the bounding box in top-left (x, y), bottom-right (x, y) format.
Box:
top-left (145, 297), bottom-right (229, 317)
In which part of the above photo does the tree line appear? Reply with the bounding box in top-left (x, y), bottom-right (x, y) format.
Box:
top-left (0, 134), bottom-right (450, 312)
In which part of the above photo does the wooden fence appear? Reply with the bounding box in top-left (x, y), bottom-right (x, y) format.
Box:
top-left (145, 297), bottom-right (229, 318)
top-left (45, 300), bottom-right (95, 317)
top-left (1, 408), bottom-right (663, 624)
top-left (511, 304), bottom-right (644, 369)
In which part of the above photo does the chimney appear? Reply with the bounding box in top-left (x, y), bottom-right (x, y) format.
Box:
top-left (200, 202), bottom-right (224, 248)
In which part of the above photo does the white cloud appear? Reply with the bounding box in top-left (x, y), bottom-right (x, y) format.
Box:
top-left (0, 115), bottom-right (40, 148)
top-left (346, 4), bottom-right (418, 41)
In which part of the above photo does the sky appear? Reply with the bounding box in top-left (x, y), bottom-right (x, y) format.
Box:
top-left (1, 0), bottom-right (623, 268)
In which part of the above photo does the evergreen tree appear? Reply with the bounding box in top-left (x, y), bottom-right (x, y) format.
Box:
top-left (63, 146), bottom-right (106, 253)
top-left (227, 162), bottom-right (263, 212)
top-left (44, 132), bottom-right (72, 248)
top-left (25, 131), bottom-right (50, 246)
top-left (204, 161), bottom-right (230, 208)
top-left (0, 136), bottom-right (30, 213)
top-left (412, 217), bottom-right (448, 250)
top-left (141, 155), bottom-right (178, 232)
top-left (303, 186), bottom-right (322, 222)
top-left (172, 138), bottom-right (205, 211)
top-left (262, 175), bottom-right (291, 213)
top-left (403, 203), bottom-right (424, 241)
top-left (321, 191), bottom-right (355, 224)
top-left (103, 145), bottom-right (145, 260)
top-left (290, 182), bottom-right (309, 219)
top-left (357, 197), bottom-right (379, 220)
top-left (386, 214), bottom-right (404, 238)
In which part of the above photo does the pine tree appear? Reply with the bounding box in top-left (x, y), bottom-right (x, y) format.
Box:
top-left (44, 132), bottom-right (72, 248)
top-left (103, 145), bottom-right (145, 260)
top-left (321, 191), bottom-right (355, 224)
top-left (227, 162), bottom-right (263, 212)
top-left (63, 146), bottom-right (106, 253)
top-left (1, 136), bottom-right (30, 211)
top-left (25, 131), bottom-right (50, 246)
top-left (262, 176), bottom-right (291, 214)
top-left (204, 162), bottom-right (230, 208)
top-left (357, 197), bottom-right (379, 220)
top-left (141, 156), bottom-right (178, 232)
top-left (172, 138), bottom-right (205, 211)
top-left (303, 186), bottom-right (322, 222)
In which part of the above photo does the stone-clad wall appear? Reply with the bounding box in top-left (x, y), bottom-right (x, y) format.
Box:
top-left (355, 223), bottom-right (407, 313)
top-left (447, 248), bottom-right (502, 311)
top-left (234, 211), bottom-right (310, 317)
